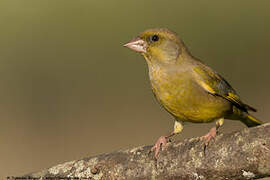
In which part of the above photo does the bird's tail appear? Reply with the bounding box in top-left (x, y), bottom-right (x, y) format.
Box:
top-left (241, 113), bottom-right (263, 127)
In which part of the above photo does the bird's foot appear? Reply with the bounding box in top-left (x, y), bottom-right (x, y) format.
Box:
top-left (200, 127), bottom-right (217, 153)
top-left (150, 136), bottom-right (169, 159)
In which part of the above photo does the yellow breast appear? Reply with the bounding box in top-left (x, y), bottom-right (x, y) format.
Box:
top-left (149, 65), bottom-right (231, 123)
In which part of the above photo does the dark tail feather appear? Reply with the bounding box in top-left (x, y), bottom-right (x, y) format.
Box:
top-left (244, 103), bottom-right (257, 112)
top-left (241, 114), bottom-right (263, 127)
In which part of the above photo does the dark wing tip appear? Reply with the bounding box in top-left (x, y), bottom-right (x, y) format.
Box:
top-left (244, 104), bottom-right (257, 112)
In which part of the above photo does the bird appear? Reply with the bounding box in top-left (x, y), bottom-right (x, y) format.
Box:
top-left (123, 28), bottom-right (263, 158)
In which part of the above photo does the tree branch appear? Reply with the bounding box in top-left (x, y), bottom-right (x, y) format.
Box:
top-left (25, 123), bottom-right (270, 180)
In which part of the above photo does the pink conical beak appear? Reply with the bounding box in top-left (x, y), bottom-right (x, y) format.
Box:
top-left (123, 37), bottom-right (147, 53)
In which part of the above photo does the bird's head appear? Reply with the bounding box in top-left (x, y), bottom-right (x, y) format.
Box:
top-left (124, 28), bottom-right (187, 64)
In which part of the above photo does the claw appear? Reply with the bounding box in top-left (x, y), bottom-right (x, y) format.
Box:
top-left (200, 127), bottom-right (217, 154)
top-left (150, 136), bottom-right (168, 158)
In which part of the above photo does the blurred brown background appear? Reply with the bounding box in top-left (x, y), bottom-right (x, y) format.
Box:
top-left (0, 0), bottom-right (270, 178)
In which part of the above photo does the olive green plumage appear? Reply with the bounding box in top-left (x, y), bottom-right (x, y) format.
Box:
top-left (125, 28), bottom-right (262, 127)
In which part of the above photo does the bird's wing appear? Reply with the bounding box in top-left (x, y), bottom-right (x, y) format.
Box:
top-left (192, 64), bottom-right (256, 112)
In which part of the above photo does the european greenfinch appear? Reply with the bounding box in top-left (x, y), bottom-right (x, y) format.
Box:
top-left (124, 28), bottom-right (263, 158)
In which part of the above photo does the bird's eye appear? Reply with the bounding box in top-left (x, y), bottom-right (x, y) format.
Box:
top-left (151, 35), bottom-right (159, 42)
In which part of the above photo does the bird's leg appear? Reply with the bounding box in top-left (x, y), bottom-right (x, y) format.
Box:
top-left (201, 118), bottom-right (224, 151)
top-left (150, 121), bottom-right (183, 158)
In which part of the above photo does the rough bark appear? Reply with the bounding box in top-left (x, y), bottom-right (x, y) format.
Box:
top-left (24, 123), bottom-right (270, 180)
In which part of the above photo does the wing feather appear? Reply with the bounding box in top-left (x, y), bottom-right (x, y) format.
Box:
top-left (193, 63), bottom-right (256, 112)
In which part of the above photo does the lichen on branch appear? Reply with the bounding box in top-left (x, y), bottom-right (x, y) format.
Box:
top-left (25, 123), bottom-right (270, 180)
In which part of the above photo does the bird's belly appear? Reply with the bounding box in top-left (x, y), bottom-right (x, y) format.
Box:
top-left (151, 79), bottom-right (231, 123)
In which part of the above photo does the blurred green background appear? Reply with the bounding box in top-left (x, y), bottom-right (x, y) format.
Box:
top-left (1, 0), bottom-right (270, 178)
